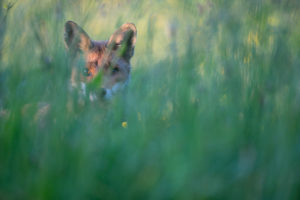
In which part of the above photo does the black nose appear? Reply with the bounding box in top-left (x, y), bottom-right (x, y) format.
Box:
top-left (101, 88), bottom-right (106, 97)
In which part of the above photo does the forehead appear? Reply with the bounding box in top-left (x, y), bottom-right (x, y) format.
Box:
top-left (86, 51), bottom-right (101, 62)
top-left (86, 48), bottom-right (130, 68)
top-left (85, 41), bottom-right (107, 61)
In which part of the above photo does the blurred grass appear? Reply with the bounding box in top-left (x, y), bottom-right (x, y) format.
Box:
top-left (0, 0), bottom-right (300, 199)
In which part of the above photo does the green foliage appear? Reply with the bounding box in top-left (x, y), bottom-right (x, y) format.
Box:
top-left (0, 0), bottom-right (300, 199)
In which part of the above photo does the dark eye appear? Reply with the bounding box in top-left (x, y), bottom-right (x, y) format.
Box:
top-left (113, 43), bottom-right (121, 50)
top-left (82, 68), bottom-right (90, 76)
top-left (112, 67), bottom-right (119, 74)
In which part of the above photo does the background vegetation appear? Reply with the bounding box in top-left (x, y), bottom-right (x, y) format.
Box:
top-left (0, 0), bottom-right (300, 199)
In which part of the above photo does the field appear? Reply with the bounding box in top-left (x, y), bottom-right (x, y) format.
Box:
top-left (0, 0), bottom-right (300, 199)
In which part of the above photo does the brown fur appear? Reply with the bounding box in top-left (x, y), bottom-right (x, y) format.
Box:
top-left (64, 21), bottom-right (137, 99)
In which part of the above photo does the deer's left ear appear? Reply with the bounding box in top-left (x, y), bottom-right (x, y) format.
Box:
top-left (107, 23), bottom-right (137, 61)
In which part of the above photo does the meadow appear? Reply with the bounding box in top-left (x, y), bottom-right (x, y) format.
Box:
top-left (0, 0), bottom-right (300, 199)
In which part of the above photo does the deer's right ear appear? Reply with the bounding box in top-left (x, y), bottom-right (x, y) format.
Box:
top-left (64, 21), bottom-right (93, 53)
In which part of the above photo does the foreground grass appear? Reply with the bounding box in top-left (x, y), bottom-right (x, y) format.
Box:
top-left (0, 0), bottom-right (300, 199)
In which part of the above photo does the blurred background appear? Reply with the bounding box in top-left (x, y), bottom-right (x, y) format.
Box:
top-left (0, 0), bottom-right (300, 199)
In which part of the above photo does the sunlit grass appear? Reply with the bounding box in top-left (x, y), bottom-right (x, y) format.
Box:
top-left (0, 0), bottom-right (300, 199)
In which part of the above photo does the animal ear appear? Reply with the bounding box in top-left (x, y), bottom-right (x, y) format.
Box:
top-left (107, 23), bottom-right (137, 61)
top-left (64, 21), bottom-right (93, 53)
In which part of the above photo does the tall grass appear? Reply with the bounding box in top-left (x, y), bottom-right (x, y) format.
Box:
top-left (0, 0), bottom-right (300, 199)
